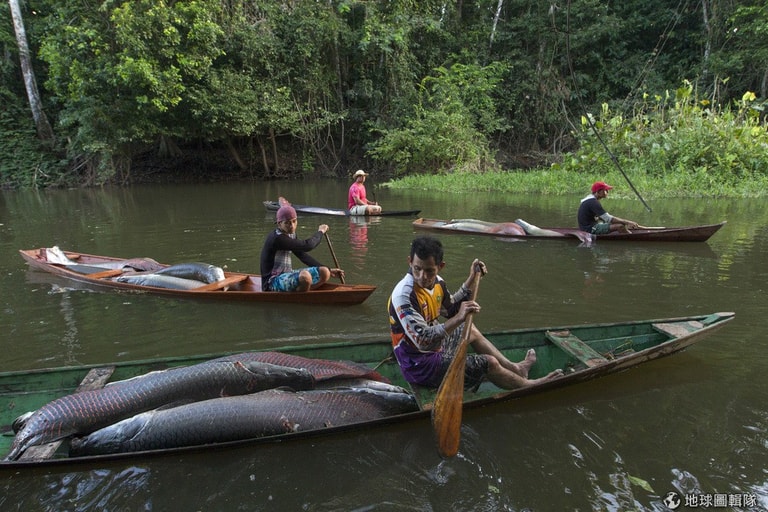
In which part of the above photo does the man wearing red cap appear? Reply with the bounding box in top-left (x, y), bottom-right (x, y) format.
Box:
top-left (577, 181), bottom-right (639, 234)
top-left (260, 204), bottom-right (344, 292)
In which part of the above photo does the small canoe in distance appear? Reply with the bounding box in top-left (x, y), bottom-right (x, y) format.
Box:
top-left (0, 311), bottom-right (734, 468)
top-left (263, 200), bottom-right (421, 217)
top-left (412, 218), bottom-right (726, 242)
top-left (19, 248), bottom-right (376, 305)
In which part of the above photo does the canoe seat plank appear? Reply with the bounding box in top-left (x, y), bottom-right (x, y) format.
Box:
top-left (701, 312), bottom-right (733, 325)
top-left (19, 366), bottom-right (116, 461)
top-left (87, 269), bottom-right (124, 280)
top-left (652, 321), bottom-right (704, 338)
top-left (192, 275), bottom-right (248, 292)
top-left (546, 330), bottom-right (608, 367)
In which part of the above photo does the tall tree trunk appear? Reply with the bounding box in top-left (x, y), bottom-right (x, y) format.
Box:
top-left (8, 0), bottom-right (54, 142)
top-left (256, 136), bottom-right (271, 177)
top-left (490, 0), bottom-right (504, 47)
top-left (701, 0), bottom-right (713, 95)
top-left (225, 137), bottom-right (246, 171)
top-left (269, 128), bottom-right (280, 176)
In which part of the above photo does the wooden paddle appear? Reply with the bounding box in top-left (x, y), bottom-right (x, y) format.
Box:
top-left (431, 265), bottom-right (482, 458)
top-left (637, 225), bottom-right (667, 230)
top-left (324, 232), bottom-right (345, 284)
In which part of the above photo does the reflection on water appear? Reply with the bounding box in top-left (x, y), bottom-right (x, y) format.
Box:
top-left (348, 216), bottom-right (383, 269)
top-left (2, 185), bottom-right (768, 511)
top-left (52, 287), bottom-right (81, 366)
top-left (348, 216), bottom-right (369, 265)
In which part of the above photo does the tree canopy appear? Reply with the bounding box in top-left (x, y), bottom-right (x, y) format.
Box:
top-left (1, 0), bottom-right (766, 187)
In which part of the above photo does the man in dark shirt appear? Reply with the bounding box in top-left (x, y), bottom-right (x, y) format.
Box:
top-left (577, 181), bottom-right (639, 234)
top-left (260, 205), bottom-right (344, 291)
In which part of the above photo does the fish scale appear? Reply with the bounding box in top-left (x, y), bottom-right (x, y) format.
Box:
top-left (5, 360), bottom-right (314, 461)
top-left (213, 351), bottom-right (388, 382)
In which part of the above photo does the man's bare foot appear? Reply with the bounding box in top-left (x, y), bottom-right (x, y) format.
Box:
top-left (527, 369), bottom-right (564, 385)
top-left (515, 348), bottom-right (537, 377)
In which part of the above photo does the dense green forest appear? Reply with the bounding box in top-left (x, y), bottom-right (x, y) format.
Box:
top-left (1, 0), bottom-right (767, 189)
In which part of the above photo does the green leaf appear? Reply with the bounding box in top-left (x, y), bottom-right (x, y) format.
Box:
top-left (628, 475), bottom-right (654, 493)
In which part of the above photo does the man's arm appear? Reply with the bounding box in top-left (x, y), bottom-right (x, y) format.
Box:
top-left (273, 231), bottom-right (325, 268)
top-left (609, 215), bottom-right (638, 229)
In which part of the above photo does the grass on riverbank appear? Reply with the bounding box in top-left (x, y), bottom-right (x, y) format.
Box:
top-left (382, 169), bottom-right (768, 199)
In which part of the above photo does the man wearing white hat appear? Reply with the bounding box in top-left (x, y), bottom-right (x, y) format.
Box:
top-left (348, 170), bottom-right (382, 215)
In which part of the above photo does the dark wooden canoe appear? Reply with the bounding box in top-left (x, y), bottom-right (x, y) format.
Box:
top-left (19, 248), bottom-right (376, 305)
top-left (413, 218), bottom-right (726, 242)
top-left (0, 311), bottom-right (734, 468)
top-left (263, 200), bottom-right (420, 217)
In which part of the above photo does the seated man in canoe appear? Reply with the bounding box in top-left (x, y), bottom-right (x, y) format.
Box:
top-left (387, 236), bottom-right (562, 389)
top-left (260, 204), bottom-right (344, 291)
top-left (578, 181), bottom-right (639, 234)
top-left (348, 170), bottom-right (382, 215)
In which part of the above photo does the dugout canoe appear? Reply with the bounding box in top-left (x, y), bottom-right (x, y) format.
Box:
top-left (0, 311), bottom-right (734, 468)
top-left (412, 218), bottom-right (726, 242)
top-left (263, 200), bottom-right (420, 217)
top-left (19, 248), bottom-right (376, 305)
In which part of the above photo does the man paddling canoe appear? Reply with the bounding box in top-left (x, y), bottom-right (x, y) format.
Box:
top-left (387, 236), bottom-right (562, 389)
top-left (260, 204), bottom-right (345, 291)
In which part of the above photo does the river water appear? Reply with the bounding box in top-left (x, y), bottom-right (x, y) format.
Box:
top-left (0, 181), bottom-right (766, 511)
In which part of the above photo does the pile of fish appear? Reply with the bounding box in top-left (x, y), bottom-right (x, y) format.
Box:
top-left (5, 353), bottom-right (417, 460)
top-left (43, 246), bottom-right (226, 290)
top-left (440, 219), bottom-right (592, 244)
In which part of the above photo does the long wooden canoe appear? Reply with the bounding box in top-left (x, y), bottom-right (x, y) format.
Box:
top-left (413, 218), bottom-right (726, 242)
top-left (19, 248), bottom-right (376, 305)
top-left (264, 200), bottom-right (421, 217)
top-left (0, 312), bottom-right (734, 468)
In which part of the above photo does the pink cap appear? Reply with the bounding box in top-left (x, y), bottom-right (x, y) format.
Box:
top-left (276, 205), bottom-right (297, 222)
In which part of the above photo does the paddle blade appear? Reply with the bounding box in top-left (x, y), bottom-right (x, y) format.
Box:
top-left (431, 341), bottom-right (469, 457)
top-left (431, 263), bottom-right (482, 457)
top-left (432, 357), bottom-right (466, 457)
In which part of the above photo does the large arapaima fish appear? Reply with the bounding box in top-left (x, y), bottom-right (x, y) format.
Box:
top-left (69, 387), bottom-right (419, 455)
top-left (5, 360), bottom-right (315, 461)
top-left (211, 351), bottom-right (389, 383)
top-left (115, 273), bottom-right (208, 290)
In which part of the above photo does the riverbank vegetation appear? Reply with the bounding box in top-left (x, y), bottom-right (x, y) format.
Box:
top-left (386, 82), bottom-right (768, 198)
top-left (2, 1), bottom-right (768, 193)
